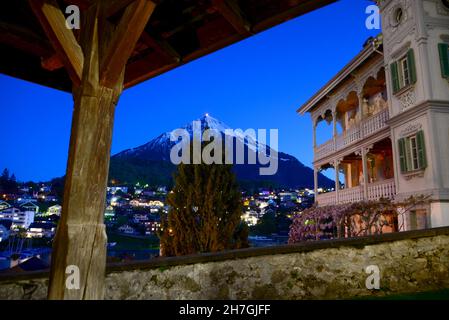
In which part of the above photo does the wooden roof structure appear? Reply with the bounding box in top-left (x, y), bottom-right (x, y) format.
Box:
top-left (1, 0), bottom-right (337, 300)
top-left (1, 0), bottom-right (336, 91)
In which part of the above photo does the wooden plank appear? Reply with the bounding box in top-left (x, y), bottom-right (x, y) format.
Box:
top-left (124, 32), bottom-right (244, 88)
top-left (183, 33), bottom-right (244, 63)
top-left (212, 0), bottom-right (252, 35)
top-left (140, 32), bottom-right (181, 63)
top-left (0, 22), bottom-right (53, 58)
top-left (103, 0), bottom-right (136, 18)
top-left (124, 61), bottom-right (178, 88)
top-left (28, 0), bottom-right (84, 86)
top-left (41, 53), bottom-right (64, 71)
top-left (100, 0), bottom-right (156, 87)
top-left (252, 0), bottom-right (337, 33)
top-left (62, 0), bottom-right (93, 11)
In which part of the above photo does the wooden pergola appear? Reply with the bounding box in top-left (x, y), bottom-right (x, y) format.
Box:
top-left (0, 0), bottom-right (336, 299)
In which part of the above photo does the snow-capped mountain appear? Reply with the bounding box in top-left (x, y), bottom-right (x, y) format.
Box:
top-left (113, 114), bottom-right (265, 160)
top-left (109, 114), bottom-right (334, 189)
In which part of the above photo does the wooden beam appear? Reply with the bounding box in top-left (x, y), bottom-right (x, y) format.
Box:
top-left (41, 53), bottom-right (64, 71)
top-left (140, 32), bottom-right (181, 63)
top-left (100, 0), bottom-right (156, 87)
top-left (212, 0), bottom-right (251, 35)
top-left (62, 0), bottom-right (93, 11)
top-left (0, 22), bottom-right (53, 58)
top-left (28, 0), bottom-right (84, 86)
top-left (252, 0), bottom-right (337, 33)
top-left (124, 61), bottom-right (178, 88)
top-left (183, 33), bottom-right (244, 63)
top-left (103, 0), bottom-right (136, 17)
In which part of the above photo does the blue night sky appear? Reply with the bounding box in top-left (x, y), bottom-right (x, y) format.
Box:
top-left (0, 0), bottom-right (379, 182)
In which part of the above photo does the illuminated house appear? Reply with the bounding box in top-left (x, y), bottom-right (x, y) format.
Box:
top-left (0, 207), bottom-right (35, 229)
top-left (26, 222), bottom-right (56, 238)
top-left (298, 0), bottom-right (449, 231)
top-left (0, 201), bottom-right (10, 211)
top-left (19, 201), bottom-right (39, 214)
top-left (47, 205), bottom-right (62, 216)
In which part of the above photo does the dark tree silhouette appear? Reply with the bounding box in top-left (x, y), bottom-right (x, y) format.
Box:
top-left (159, 140), bottom-right (246, 256)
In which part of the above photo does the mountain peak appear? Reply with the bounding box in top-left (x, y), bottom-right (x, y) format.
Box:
top-left (183, 113), bottom-right (231, 133)
top-left (110, 114), bottom-right (335, 188)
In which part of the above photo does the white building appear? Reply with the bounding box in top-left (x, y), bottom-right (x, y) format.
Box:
top-left (26, 222), bottom-right (56, 238)
top-left (0, 200), bottom-right (10, 211)
top-left (20, 201), bottom-right (39, 214)
top-left (47, 204), bottom-right (62, 216)
top-left (298, 0), bottom-right (449, 231)
top-left (0, 207), bottom-right (35, 229)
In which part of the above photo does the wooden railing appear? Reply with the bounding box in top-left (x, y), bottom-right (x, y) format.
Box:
top-left (316, 191), bottom-right (336, 206)
top-left (316, 179), bottom-right (396, 206)
top-left (367, 179), bottom-right (396, 201)
top-left (314, 108), bottom-right (389, 161)
top-left (315, 139), bottom-right (335, 160)
top-left (339, 186), bottom-right (364, 203)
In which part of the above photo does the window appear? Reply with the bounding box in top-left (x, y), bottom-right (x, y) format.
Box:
top-left (398, 130), bottom-right (427, 173)
top-left (399, 56), bottom-right (411, 87)
top-left (438, 43), bottom-right (449, 79)
top-left (409, 136), bottom-right (419, 170)
top-left (390, 49), bottom-right (417, 94)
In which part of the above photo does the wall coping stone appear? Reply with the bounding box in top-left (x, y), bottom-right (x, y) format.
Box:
top-left (1, 226), bottom-right (449, 284)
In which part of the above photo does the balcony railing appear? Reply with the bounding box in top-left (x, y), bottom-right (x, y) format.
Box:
top-left (367, 179), bottom-right (396, 201)
top-left (315, 191), bottom-right (337, 206)
top-left (316, 179), bottom-right (396, 206)
top-left (339, 186), bottom-right (364, 204)
top-left (314, 108), bottom-right (389, 161)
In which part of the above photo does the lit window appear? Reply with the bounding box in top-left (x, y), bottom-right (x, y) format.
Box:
top-left (409, 136), bottom-right (419, 170)
top-left (399, 56), bottom-right (411, 88)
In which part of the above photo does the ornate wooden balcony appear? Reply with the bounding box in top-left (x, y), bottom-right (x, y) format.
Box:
top-left (316, 179), bottom-right (396, 206)
top-left (314, 108), bottom-right (390, 161)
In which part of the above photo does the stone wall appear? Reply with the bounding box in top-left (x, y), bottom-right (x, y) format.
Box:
top-left (1, 227), bottom-right (449, 300)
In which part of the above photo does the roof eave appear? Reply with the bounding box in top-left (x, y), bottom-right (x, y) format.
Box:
top-left (297, 44), bottom-right (379, 115)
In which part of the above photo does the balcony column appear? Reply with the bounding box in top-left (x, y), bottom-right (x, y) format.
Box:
top-left (361, 146), bottom-right (371, 200)
top-left (313, 166), bottom-right (318, 203)
top-left (334, 159), bottom-right (340, 204)
top-left (312, 121), bottom-right (317, 148)
top-left (358, 91), bottom-right (365, 122)
top-left (332, 110), bottom-right (337, 139)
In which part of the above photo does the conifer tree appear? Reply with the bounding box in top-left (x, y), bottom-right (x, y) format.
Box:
top-left (159, 139), bottom-right (246, 256)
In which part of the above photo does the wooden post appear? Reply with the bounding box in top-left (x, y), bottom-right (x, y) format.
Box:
top-left (334, 159), bottom-right (340, 204)
top-left (47, 3), bottom-right (119, 300)
top-left (361, 147), bottom-right (369, 200)
top-left (28, 0), bottom-right (156, 299)
top-left (313, 166), bottom-right (318, 203)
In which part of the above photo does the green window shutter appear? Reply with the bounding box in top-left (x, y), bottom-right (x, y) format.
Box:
top-left (407, 49), bottom-right (417, 84)
top-left (398, 138), bottom-right (407, 173)
top-left (438, 43), bottom-right (449, 78)
top-left (391, 62), bottom-right (400, 93)
top-left (416, 130), bottom-right (427, 169)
